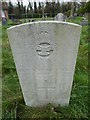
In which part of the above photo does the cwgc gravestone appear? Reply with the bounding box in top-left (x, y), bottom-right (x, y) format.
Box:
top-left (7, 21), bottom-right (81, 107)
top-left (54, 13), bottom-right (66, 21)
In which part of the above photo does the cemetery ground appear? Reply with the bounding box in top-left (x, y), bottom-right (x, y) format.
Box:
top-left (2, 17), bottom-right (88, 119)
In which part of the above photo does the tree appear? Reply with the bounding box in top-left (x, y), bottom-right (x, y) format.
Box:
top-left (45, 2), bottom-right (50, 16)
top-left (85, 1), bottom-right (90, 12)
top-left (34, 2), bottom-right (37, 13)
top-left (8, 1), bottom-right (14, 18)
top-left (14, 1), bottom-right (22, 19)
top-left (38, 2), bottom-right (42, 17)
top-left (27, 2), bottom-right (33, 18)
top-left (17, 1), bottom-right (22, 18)
top-left (28, 2), bottom-right (33, 11)
top-left (52, 2), bottom-right (56, 17)
top-left (55, 2), bottom-right (60, 13)
top-left (21, 1), bottom-right (24, 19)
top-left (78, 2), bottom-right (90, 15)
top-left (45, 2), bottom-right (53, 17)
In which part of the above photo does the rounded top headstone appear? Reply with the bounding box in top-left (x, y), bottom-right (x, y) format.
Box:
top-left (54, 13), bottom-right (66, 21)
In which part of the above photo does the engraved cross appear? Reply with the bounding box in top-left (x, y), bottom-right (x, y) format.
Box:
top-left (36, 42), bottom-right (53, 57)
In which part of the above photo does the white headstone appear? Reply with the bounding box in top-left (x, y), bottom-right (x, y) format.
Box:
top-left (7, 21), bottom-right (81, 107)
top-left (54, 13), bottom-right (66, 21)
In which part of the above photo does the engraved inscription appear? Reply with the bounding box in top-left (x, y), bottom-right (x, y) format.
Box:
top-left (36, 42), bottom-right (53, 57)
top-left (39, 30), bottom-right (48, 34)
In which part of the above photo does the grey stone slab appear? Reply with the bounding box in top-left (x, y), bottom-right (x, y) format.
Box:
top-left (7, 21), bottom-right (82, 107)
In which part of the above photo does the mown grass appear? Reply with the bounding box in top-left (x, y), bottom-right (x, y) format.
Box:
top-left (2, 17), bottom-right (88, 119)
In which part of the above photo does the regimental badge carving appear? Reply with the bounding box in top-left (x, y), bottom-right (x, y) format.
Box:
top-left (36, 42), bottom-right (53, 57)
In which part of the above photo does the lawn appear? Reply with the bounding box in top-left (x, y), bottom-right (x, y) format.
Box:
top-left (2, 17), bottom-right (88, 119)
top-left (0, 22), bottom-right (2, 120)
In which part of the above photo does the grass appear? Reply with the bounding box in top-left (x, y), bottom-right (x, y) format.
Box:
top-left (2, 17), bottom-right (88, 119)
top-left (7, 17), bottom-right (54, 25)
top-left (0, 23), bottom-right (2, 120)
top-left (67, 17), bottom-right (83, 24)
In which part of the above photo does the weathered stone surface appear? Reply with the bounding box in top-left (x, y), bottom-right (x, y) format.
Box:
top-left (7, 21), bottom-right (81, 107)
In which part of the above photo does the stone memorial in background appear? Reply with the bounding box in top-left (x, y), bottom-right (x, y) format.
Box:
top-left (54, 13), bottom-right (66, 21)
top-left (7, 21), bottom-right (81, 107)
top-left (80, 17), bottom-right (88, 26)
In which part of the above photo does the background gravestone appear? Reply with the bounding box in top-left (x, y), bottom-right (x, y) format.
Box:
top-left (54, 13), bottom-right (66, 21)
top-left (80, 17), bottom-right (88, 26)
top-left (8, 21), bottom-right (81, 107)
